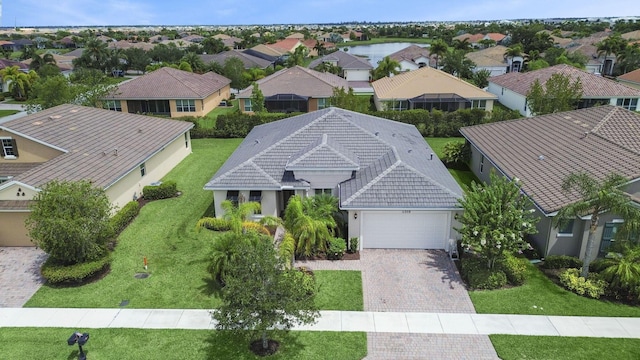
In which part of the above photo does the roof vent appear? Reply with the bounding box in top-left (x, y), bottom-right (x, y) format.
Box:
top-left (49, 115), bottom-right (62, 120)
top-left (538, 155), bottom-right (545, 160)
top-left (374, 131), bottom-right (379, 136)
top-left (581, 131), bottom-right (589, 139)
top-left (138, 129), bottom-right (143, 134)
top-left (408, 149), bottom-right (412, 153)
top-left (254, 139), bottom-right (260, 144)
top-left (113, 148), bottom-right (119, 156)
top-left (430, 153), bottom-right (434, 160)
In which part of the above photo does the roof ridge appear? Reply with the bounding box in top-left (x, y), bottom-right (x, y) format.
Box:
top-left (399, 161), bottom-right (463, 199)
top-left (164, 67), bottom-right (206, 96)
top-left (590, 106), bottom-right (618, 134)
top-left (212, 160), bottom-right (280, 188)
top-left (288, 134), bottom-right (359, 168)
top-left (344, 154), bottom-right (401, 205)
top-left (297, 66), bottom-right (346, 88)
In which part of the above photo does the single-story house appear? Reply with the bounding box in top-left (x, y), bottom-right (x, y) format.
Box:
top-left (308, 50), bottom-right (373, 94)
top-left (204, 107), bottom-right (463, 250)
top-left (372, 66), bottom-right (497, 112)
top-left (387, 44), bottom-right (433, 72)
top-left (236, 65), bottom-right (348, 113)
top-left (198, 50), bottom-right (273, 70)
top-left (0, 104), bottom-right (193, 246)
top-left (488, 64), bottom-right (640, 117)
top-left (562, 31), bottom-right (615, 75)
top-left (465, 45), bottom-right (510, 76)
top-left (618, 68), bottom-right (640, 90)
top-left (460, 105), bottom-right (640, 259)
top-left (101, 67), bottom-right (231, 118)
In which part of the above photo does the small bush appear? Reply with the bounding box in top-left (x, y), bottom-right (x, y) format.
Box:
top-left (497, 253), bottom-right (527, 286)
top-left (542, 255), bottom-right (582, 269)
top-left (469, 269), bottom-right (508, 290)
top-left (589, 258), bottom-right (612, 273)
top-left (460, 255), bottom-right (485, 281)
top-left (241, 221), bottom-right (270, 235)
top-left (110, 201), bottom-right (140, 234)
top-left (196, 217), bottom-right (231, 231)
top-left (326, 237), bottom-right (347, 260)
top-left (143, 181), bottom-right (177, 200)
top-left (41, 254), bottom-right (111, 284)
top-left (441, 141), bottom-right (470, 169)
top-left (287, 268), bottom-right (317, 295)
top-left (559, 268), bottom-right (607, 299)
top-left (348, 237), bottom-right (359, 253)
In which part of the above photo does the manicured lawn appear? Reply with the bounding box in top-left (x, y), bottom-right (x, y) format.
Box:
top-left (26, 139), bottom-right (364, 310)
top-left (0, 109), bottom-right (20, 117)
top-left (201, 100), bottom-right (238, 129)
top-left (425, 137), bottom-right (478, 190)
top-left (448, 168), bottom-right (478, 190)
top-left (470, 261), bottom-right (640, 317)
top-left (314, 270), bottom-right (364, 311)
top-left (491, 335), bottom-right (640, 360)
top-left (0, 328), bottom-right (367, 360)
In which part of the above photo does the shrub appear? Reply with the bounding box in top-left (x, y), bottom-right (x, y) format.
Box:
top-left (41, 254), bottom-right (111, 284)
top-left (497, 253), bottom-right (527, 286)
top-left (542, 255), bottom-right (582, 269)
top-left (348, 237), bottom-right (359, 253)
top-left (469, 269), bottom-right (508, 290)
top-left (460, 255), bottom-right (485, 281)
top-left (589, 258), bottom-right (611, 273)
top-left (110, 201), bottom-right (140, 234)
top-left (196, 217), bottom-right (231, 232)
top-left (326, 237), bottom-right (347, 260)
top-left (288, 267), bottom-right (317, 295)
top-left (559, 268), bottom-right (607, 299)
top-left (143, 181), bottom-right (177, 200)
top-left (241, 221), bottom-right (270, 235)
top-left (441, 141), bottom-right (470, 169)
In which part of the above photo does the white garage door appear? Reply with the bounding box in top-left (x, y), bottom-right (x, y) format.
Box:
top-left (362, 211), bottom-right (449, 249)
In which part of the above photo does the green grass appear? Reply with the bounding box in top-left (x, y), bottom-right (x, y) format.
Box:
top-left (201, 100), bottom-right (239, 129)
top-left (470, 262), bottom-right (640, 317)
top-left (3, 98), bottom-right (26, 104)
top-left (0, 109), bottom-right (20, 117)
top-left (491, 335), bottom-right (640, 360)
top-left (425, 137), bottom-right (478, 190)
top-left (314, 270), bottom-right (364, 311)
top-left (0, 328), bottom-right (367, 360)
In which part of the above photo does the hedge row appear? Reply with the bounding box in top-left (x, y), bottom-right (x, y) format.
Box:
top-left (110, 201), bottom-right (140, 234)
top-left (143, 180), bottom-right (177, 200)
top-left (41, 254), bottom-right (111, 284)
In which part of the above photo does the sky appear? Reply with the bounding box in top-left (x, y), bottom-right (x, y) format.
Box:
top-left (1, 0), bottom-right (638, 27)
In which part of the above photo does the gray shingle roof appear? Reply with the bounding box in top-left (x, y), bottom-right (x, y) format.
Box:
top-left (205, 107), bottom-right (463, 209)
top-left (0, 104), bottom-right (193, 190)
top-left (236, 66), bottom-right (349, 99)
top-left (460, 105), bottom-right (640, 214)
top-left (199, 50), bottom-right (273, 69)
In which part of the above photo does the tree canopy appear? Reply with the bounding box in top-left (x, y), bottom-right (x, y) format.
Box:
top-left (526, 73), bottom-right (583, 116)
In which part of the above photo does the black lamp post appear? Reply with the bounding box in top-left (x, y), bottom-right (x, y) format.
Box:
top-left (67, 332), bottom-right (90, 360)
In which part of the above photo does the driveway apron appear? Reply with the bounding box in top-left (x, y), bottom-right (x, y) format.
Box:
top-left (0, 247), bottom-right (47, 307)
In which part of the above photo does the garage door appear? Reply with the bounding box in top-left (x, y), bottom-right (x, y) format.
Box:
top-left (362, 211), bottom-right (449, 249)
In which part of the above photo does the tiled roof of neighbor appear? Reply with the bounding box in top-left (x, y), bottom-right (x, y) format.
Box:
top-left (250, 43), bottom-right (287, 57)
top-left (489, 64), bottom-right (640, 97)
top-left (485, 33), bottom-right (506, 42)
top-left (0, 104), bottom-right (193, 190)
top-left (107, 40), bottom-right (155, 51)
top-left (205, 108), bottom-right (463, 209)
top-left (0, 163), bottom-right (42, 178)
top-left (465, 45), bottom-right (508, 67)
top-left (460, 105), bottom-right (640, 214)
top-left (308, 50), bottom-right (373, 70)
top-left (618, 68), bottom-right (640, 85)
top-left (270, 39), bottom-right (301, 53)
top-left (22, 54), bottom-right (75, 71)
top-left (0, 59), bottom-right (28, 70)
top-left (236, 65), bottom-right (348, 98)
top-left (562, 31), bottom-right (612, 59)
top-left (388, 45), bottom-right (433, 66)
top-left (103, 67), bottom-right (231, 100)
top-left (372, 66), bottom-right (497, 100)
top-left (453, 33), bottom-right (483, 42)
top-left (199, 50), bottom-right (273, 69)
top-left (622, 30), bottom-right (640, 40)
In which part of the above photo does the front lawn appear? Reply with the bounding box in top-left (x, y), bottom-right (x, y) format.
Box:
top-left (0, 328), bottom-right (367, 360)
top-left (0, 109), bottom-right (20, 117)
top-left (491, 335), bottom-right (640, 360)
top-left (470, 261), bottom-right (640, 317)
top-left (314, 270), bottom-right (364, 311)
top-left (425, 137), bottom-right (478, 190)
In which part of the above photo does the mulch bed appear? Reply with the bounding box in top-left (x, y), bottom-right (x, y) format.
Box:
top-left (296, 251), bottom-right (360, 261)
top-left (250, 339), bottom-right (280, 357)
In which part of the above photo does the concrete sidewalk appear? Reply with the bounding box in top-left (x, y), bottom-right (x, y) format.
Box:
top-left (1, 308), bottom-right (639, 338)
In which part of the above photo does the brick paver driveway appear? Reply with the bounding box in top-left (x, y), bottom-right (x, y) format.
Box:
top-left (0, 247), bottom-right (47, 307)
top-left (298, 249), bottom-right (499, 359)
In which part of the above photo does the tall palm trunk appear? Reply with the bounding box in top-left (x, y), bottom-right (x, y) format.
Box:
top-left (582, 215), bottom-right (600, 278)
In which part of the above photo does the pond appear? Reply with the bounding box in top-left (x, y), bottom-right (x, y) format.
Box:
top-left (342, 42), bottom-right (430, 67)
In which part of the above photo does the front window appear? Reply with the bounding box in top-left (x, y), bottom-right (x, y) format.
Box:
top-left (244, 99), bottom-right (253, 112)
top-left (176, 99), bottom-right (196, 112)
top-left (103, 100), bottom-right (122, 112)
top-left (600, 222), bottom-right (620, 255)
top-left (226, 190), bottom-right (239, 206)
top-left (315, 188), bottom-right (333, 196)
top-left (318, 98), bottom-right (329, 110)
top-left (557, 220), bottom-right (574, 237)
top-left (616, 98), bottom-right (638, 111)
top-left (387, 100), bottom-right (408, 111)
top-left (472, 100), bottom-right (487, 110)
top-left (1, 138), bottom-right (17, 159)
top-left (140, 163), bottom-right (146, 177)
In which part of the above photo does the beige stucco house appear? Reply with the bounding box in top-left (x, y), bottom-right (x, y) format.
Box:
top-left (102, 67), bottom-right (231, 118)
top-left (0, 104), bottom-right (193, 246)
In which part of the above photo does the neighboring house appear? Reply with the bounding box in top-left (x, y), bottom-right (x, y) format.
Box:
top-left (269, 39), bottom-right (304, 54)
top-left (618, 68), bottom-right (640, 90)
top-left (453, 33), bottom-right (506, 47)
top-left (213, 34), bottom-right (242, 49)
top-left (621, 30), bottom-right (640, 41)
top-left (301, 39), bottom-right (336, 57)
top-left (21, 54), bottom-right (75, 74)
top-left (488, 64), bottom-right (640, 117)
top-left (562, 31), bottom-right (615, 74)
top-left (0, 104), bottom-right (193, 246)
top-left (204, 107), bottom-right (463, 250)
top-left (371, 66), bottom-right (496, 112)
top-left (182, 34), bottom-right (204, 43)
top-left (107, 40), bottom-right (155, 51)
top-left (101, 67), bottom-right (231, 118)
top-left (237, 65), bottom-right (348, 113)
top-left (465, 45), bottom-right (510, 76)
top-left (460, 105), bottom-right (640, 259)
top-left (250, 43), bottom-right (289, 59)
top-left (387, 45), bottom-right (433, 72)
top-left (0, 59), bottom-right (30, 93)
top-left (198, 50), bottom-right (273, 70)
top-left (308, 50), bottom-right (373, 94)
top-left (285, 32), bottom-right (305, 40)
top-left (2, 38), bottom-right (33, 52)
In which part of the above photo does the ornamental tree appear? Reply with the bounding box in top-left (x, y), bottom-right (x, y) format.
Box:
top-left (26, 180), bottom-right (114, 265)
top-left (525, 73), bottom-right (583, 116)
top-left (457, 171), bottom-right (539, 269)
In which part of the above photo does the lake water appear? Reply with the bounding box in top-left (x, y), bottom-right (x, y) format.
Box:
top-left (342, 42), bottom-right (430, 67)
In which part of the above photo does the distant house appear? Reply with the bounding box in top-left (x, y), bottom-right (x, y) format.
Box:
top-left (101, 67), bottom-right (231, 118)
top-left (453, 33), bottom-right (506, 47)
top-left (387, 45), bottom-right (433, 72)
top-left (0, 59), bottom-right (30, 93)
top-left (0, 104), bottom-right (193, 246)
top-left (465, 45), bottom-right (509, 76)
top-left (372, 66), bottom-right (496, 112)
top-left (488, 64), bottom-right (640, 117)
top-left (199, 50), bottom-right (273, 70)
top-left (107, 40), bottom-right (155, 51)
top-left (308, 51), bottom-right (373, 94)
top-left (236, 65), bottom-right (348, 113)
top-left (562, 31), bottom-right (615, 75)
top-left (618, 68), bottom-right (640, 90)
top-left (461, 106), bottom-right (640, 259)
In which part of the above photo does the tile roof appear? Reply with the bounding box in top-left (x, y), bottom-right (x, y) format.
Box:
top-left (308, 50), bottom-right (373, 70)
top-left (250, 43), bottom-right (287, 57)
top-left (489, 64), bottom-right (640, 97)
top-left (460, 105), bottom-right (640, 214)
top-left (0, 163), bottom-right (42, 178)
top-left (0, 104), bottom-right (193, 190)
top-left (0, 200), bottom-right (34, 211)
top-left (236, 65), bottom-right (348, 99)
top-left (485, 33), bottom-right (506, 42)
top-left (199, 50), bottom-right (273, 69)
top-left (269, 39), bottom-right (302, 53)
top-left (103, 67), bottom-right (231, 100)
top-left (372, 66), bottom-right (497, 100)
top-left (622, 30), bottom-right (640, 41)
top-left (388, 45), bottom-right (434, 67)
top-left (465, 45), bottom-right (508, 67)
top-left (618, 68), bottom-right (640, 85)
top-left (205, 108), bottom-right (462, 209)
top-left (107, 40), bottom-right (155, 51)
top-left (0, 59), bottom-right (28, 70)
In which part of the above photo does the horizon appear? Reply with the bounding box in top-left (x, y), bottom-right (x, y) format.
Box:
top-left (1, 0), bottom-right (638, 28)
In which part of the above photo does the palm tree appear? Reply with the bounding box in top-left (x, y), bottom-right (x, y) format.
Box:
top-left (181, 52), bottom-right (205, 73)
top-left (83, 38), bottom-right (109, 72)
top-left (601, 244), bottom-right (640, 294)
top-left (504, 44), bottom-right (525, 73)
top-left (452, 38), bottom-right (472, 52)
top-left (286, 46), bottom-right (306, 67)
top-left (220, 200), bottom-right (261, 234)
top-left (1, 66), bottom-right (38, 100)
top-left (615, 44), bottom-right (640, 75)
top-left (429, 40), bottom-right (448, 69)
top-left (597, 34), bottom-right (627, 76)
top-left (555, 173), bottom-right (640, 278)
top-left (313, 40), bottom-right (326, 56)
top-left (284, 195), bottom-right (333, 257)
top-left (373, 56), bottom-right (401, 80)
